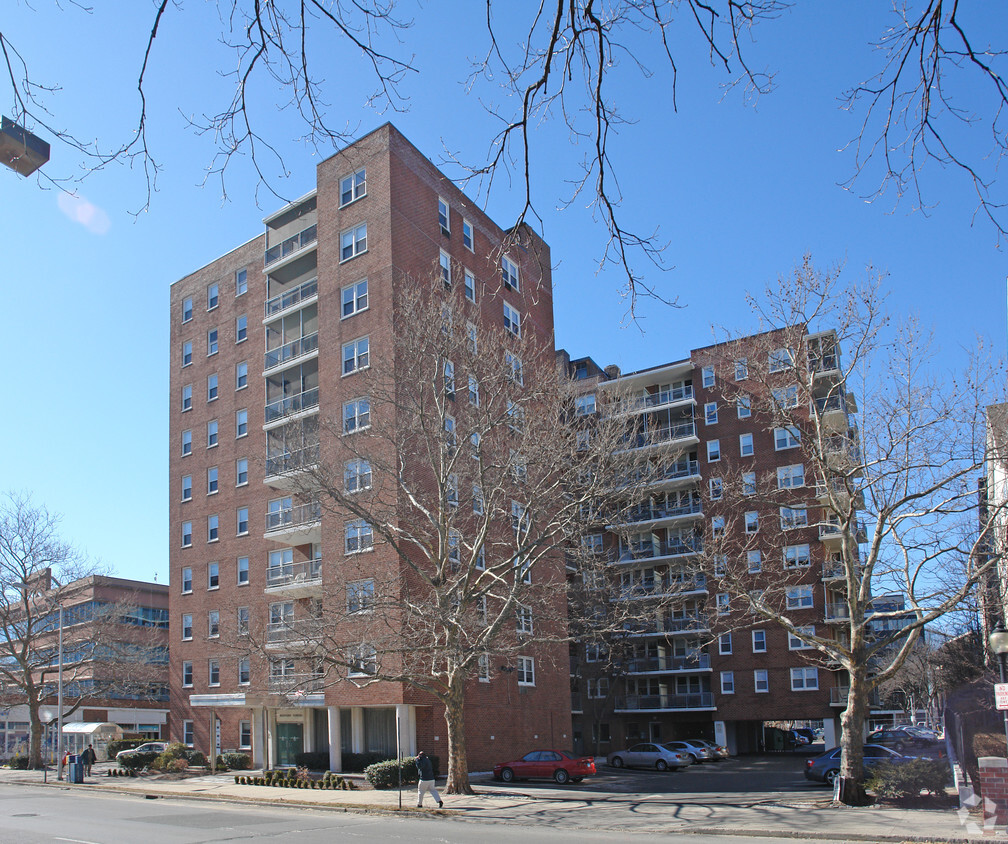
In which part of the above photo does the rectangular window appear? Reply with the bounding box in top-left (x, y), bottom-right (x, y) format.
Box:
top-left (207, 514), bottom-right (219, 543)
top-left (207, 467), bottom-right (218, 495)
top-left (348, 644), bottom-right (377, 677)
top-left (786, 585), bottom-right (814, 609)
top-left (737, 396), bottom-right (751, 418)
top-left (237, 605), bottom-right (249, 634)
top-left (467, 322), bottom-right (478, 355)
top-left (208, 610), bottom-right (220, 638)
top-left (208, 561), bottom-right (219, 589)
top-left (208, 328), bottom-right (218, 356)
top-left (446, 476), bottom-right (459, 509)
top-left (439, 250), bottom-right (452, 287)
top-left (739, 433), bottom-right (754, 457)
top-left (472, 484), bottom-right (484, 515)
top-left (236, 458), bottom-right (248, 486)
top-left (340, 168), bottom-right (366, 205)
top-left (236, 314), bottom-right (247, 343)
top-left (236, 361), bottom-right (248, 390)
top-left (506, 351), bottom-right (523, 385)
top-left (780, 506), bottom-right (808, 529)
top-left (747, 550), bottom-right (762, 573)
top-left (774, 426), bottom-right (801, 450)
top-left (501, 255), bottom-right (520, 291)
top-left (182, 661), bottom-right (193, 687)
top-left (754, 669), bottom-right (769, 693)
top-left (347, 579), bottom-right (375, 613)
top-left (182, 567), bottom-right (193, 593)
top-left (464, 270), bottom-right (476, 303)
top-left (438, 196), bottom-right (450, 233)
top-left (784, 543), bottom-right (811, 568)
top-left (745, 511), bottom-right (759, 534)
top-left (478, 653), bottom-right (490, 682)
top-left (239, 720), bottom-right (252, 748)
top-left (343, 397), bottom-right (371, 433)
top-left (704, 402), bottom-right (718, 425)
top-left (183, 720), bottom-right (194, 747)
top-left (182, 297), bottom-right (193, 323)
top-left (345, 520), bottom-right (374, 554)
top-left (236, 268), bottom-right (248, 296)
top-left (236, 409), bottom-right (248, 438)
top-left (743, 472), bottom-right (756, 495)
top-left (342, 279), bottom-right (368, 317)
top-left (789, 625), bottom-right (815, 650)
top-left (340, 223), bottom-right (367, 261)
top-left (777, 464), bottom-right (805, 489)
top-left (344, 458), bottom-right (372, 493)
top-left (182, 341), bottom-right (192, 367)
top-left (207, 374), bottom-right (218, 402)
top-left (182, 521), bottom-right (192, 548)
top-left (716, 592), bottom-right (730, 615)
top-left (516, 605), bottom-right (533, 636)
top-left (791, 667), bottom-right (819, 690)
top-left (182, 429), bottom-right (192, 455)
top-left (709, 477), bottom-right (722, 500)
top-left (182, 385), bottom-right (192, 412)
top-left (237, 507), bottom-right (249, 536)
top-left (462, 219), bottom-right (474, 251)
top-left (720, 671), bottom-right (734, 694)
top-left (769, 347), bottom-right (793, 373)
top-left (342, 336), bottom-right (369, 374)
top-left (516, 656), bottom-right (535, 686)
top-left (503, 301), bottom-right (521, 337)
top-left (702, 366), bottom-right (715, 388)
top-left (752, 629), bottom-right (766, 652)
top-left (707, 440), bottom-right (721, 463)
top-left (772, 384), bottom-right (800, 410)
top-left (468, 375), bottom-right (479, 407)
top-left (181, 475), bottom-right (192, 502)
top-left (207, 420), bottom-right (218, 448)
top-left (719, 632), bottom-right (732, 654)
top-left (575, 394), bottom-right (597, 416)
top-left (208, 659), bottom-right (220, 686)
top-left (444, 416), bottom-right (457, 452)
top-left (182, 614), bottom-right (193, 640)
top-left (475, 545), bottom-right (485, 570)
top-left (444, 360), bottom-right (455, 399)
top-left (208, 283), bottom-right (219, 310)
top-left (237, 556), bottom-right (249, 585)
top-left (734, 359), bottom-right (748, 380)
top-left (239, 657), bottom-right (250, 685)
top-left (588, 677), bottom-right (610, 699)
top-left (711, 515), bottom-right (725, 538)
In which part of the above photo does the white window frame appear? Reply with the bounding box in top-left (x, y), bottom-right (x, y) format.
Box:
top-left (238, 656), bottom-right (251, 686)
top-left (737, 396), bottom-right (751, 419)
top-left (340, 223), bottom-right (367, 261)
top-left (769, 347), bottom-right (794, 373)
top-left (704, 401), bottom-right (718, 425)
top-left (701, 366), bottom-right (715, 388)
top-left (342, 336), bottom-right (370, 375)
top-left (182, 429), bottom-right (192, 455)
top-left (236, 458), bottom-right (248, 487)
top-left (462, 218), bottom-right (474, 251)
top-left (181, 521), bottom-right (192, 548)
top-left (236, 409), bottom-right (248, 438)
top-left (236, 361), bottom-right (248, 391)
top-left (709, 477), bottom-right (723, 500)
top-left (777, 464), bottom-right (805, 489)
top-left (237, 556), bottom-right (249, 586)
top-left (772, 384), bottom-right (800, 410)
top-left (588, 677), bottom-right (610, 699)
top-left (516, 655), bottom-right (535, 686)
top-left (181, 475), bottom-right (192, 502)
top-left (182, 341), bottom-right (192, 368)
top-left (348, 644), bottom-right (377, 678)
top-left (438, 196), bottom-right (450, 233)
top-left (183, 720), bottom-right (194, 747)
top-left (478, 653), bottom-right (490, 682)
top-left (747, 550), bottom-right (762, 573)
top-left (707, 439), bottom-right (721, 463)
top-left (468, 375), bottom-right (479, 407)
top-left (340, 168), bottom-right (366, 206)
top-left (207, 373), bottom-right (218, 402)
top-left (208, 561), bottom-right (219, 589)
top-left (207, 515), bottom-right (218, 543)
top-left (739, 432), bottom-right (754, 457)
top-left (236, 268), bottom-right (248, 296)
top-left (181, 567), bottom-right (193, 594)
top-left (345, 519), bottom-right (374, 554)
top-left (342, 278), bottom-right (368, 318)
top-left (236, 314), bottom-right (247, 343)
top-left (182, 297), bottom-right (193, 323)
top-left (745, 511), bottom-right (759, 534)
top-left (237, 507), bottom-right (249, 536)
top-left (752, 629), bottom-right (767, 653)
top-left (716, 592), bottom-right (730, 615)
top-left (791, 667), bottom-right (819, 691)
top-left (501, 255), bottom-right (520, 291)
top-left (239, 720), bottom-right (252, 748)
top-left (207, 420), bottom-right (218, 448)
top-left (463, 269), bottom-right (476, 303)
top-left (182, 661), bottom-right (193, 688)
top-left (774, 426), bottom-right (801, 450)
top-left (344, 458), bottom-right (373, 493)
top-left (207, 283), bottom-right (219, 311)
top-left (754, 669), bottom-right (769, 693)
top-left (718, 632), bottom-right (732, 654)
top-left (207, 467), bottom-right (218, 495)
top-left (506, 351), bottom-right (523, 385)
top-left (734, 358), bottom-right (748, 380)
top-left (789, 625), bottom-right (815, 650)
top-left (780, 506), bottom-right (809, 529)
top-left (516, 605), bottom-right (533, 635)
top-left (711, 516), bottom-right (725, 538)
top-left (784, 543), bottom-right (811, 568)
top-left (181, 614), bottom-right (193, 641)
top-left (720, 671), bottom-right (735, 694)
top-left (473, 484), bottom-right (484, 515)
top-left (742, 472), bottom-right (756, 496)
top-left (343, 397), bottom-right (371, 433)
top-left (439, 250), bottom-right (452, 287)
top-left (575, 394), bottom-right (597, 416)
top-left (182, 384), bottom-right (192, 412)
top-left (503, 301), bottom-right (521, 338)
top-left (208, 610), bottom-right (220, 639)
top-left (207, 328), bottom-right (218, 356)
top-left (347, 579), bottom-right (375, 614)
top-left (786, 585), bottom-right (815, 609)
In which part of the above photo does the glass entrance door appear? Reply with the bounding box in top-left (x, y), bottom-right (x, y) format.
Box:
top-left (276, 722), bottom-right (304, 767)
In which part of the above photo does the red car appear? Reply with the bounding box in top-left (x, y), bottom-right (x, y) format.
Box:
top-left (493, 749), bottom-right (596, 784)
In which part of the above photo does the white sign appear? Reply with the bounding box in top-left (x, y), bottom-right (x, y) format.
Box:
top-left (995, 683), bottom-right (1008, 711)
top-left (215, 719), bottom-right (222, 755)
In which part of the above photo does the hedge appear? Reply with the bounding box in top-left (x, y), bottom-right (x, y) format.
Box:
top-left (223, 752), bottom-right (251, 770)
top-left (9, 756), bottom-right (28, 770)
top-left (118, 751), bottom-right (160, 771)
top-left (365, 755), bottom-right (440, 789)
top-left (865, 758), bottom-right (951, 799)
top-left (295, 751), bottom-right (330, 771)
top-left (341, 751), bottom-right (388, 772)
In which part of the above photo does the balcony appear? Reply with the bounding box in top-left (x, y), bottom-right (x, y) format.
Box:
top-left (819, 518), bottom-right (868, 546)
top-left (616, 385), bottom-right (694, 416)
top-left (611, 537), bottom-right (704, 564)
top-left (612, 499), bottom-right (703, 529)
top-left (265, 223), bottom-right (317, 268)
top-left (825, 602), bottom-right (850, 622)
top-left (265, 618), bottom-right (323, 648)
top-left (618, 574), bottom-right (707, 601)
top-left (619, 421), bottom-right (698, 452)
top-left (815, 393), bottom-right (857, 432)
top-left (265, 277), bottom-right (318, 319)
top-left (625, 653), bottom-right (711, 674)
top-left (264, 443), bottom-right (321, 490)
top-left (614, 692), bottom-right (716, 712)
top-left (265, 558), bottom-right (323, 597)
top-left (624, 615), bottom-right (710, 637)
top-left (830, 686), bottom-right (881, 707)
top-left (264, 501), bottom-right (322, 545)
top-left (264, 387), bottom-right (320, 425)
top-left (267, 673), bottom-right (325, 695)
top-left (264, 332), bottom-right (319, 373)
top-left (810, 351), bottom-right (839, 377)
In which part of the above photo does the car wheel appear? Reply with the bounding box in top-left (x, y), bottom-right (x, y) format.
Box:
top-left (501, 768), bottom-right (515, 783)
top-left (656, 760), bottom-right (668, 772)
top-left (611, 756), bottom-right (624, 768)
top-left (825, 769), bottom-right (840, 786)
top-left (554, 768), bottom-right (570, 785)
top-left (689, 754), bottom-right (699, 764)
top-left (895, 742), bottom-right (905, 752)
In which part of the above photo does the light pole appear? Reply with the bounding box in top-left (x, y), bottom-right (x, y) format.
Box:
top-left (988, 621), bottom-right (1008, 754)
top-left (55, 604), bottom-right (64, 780)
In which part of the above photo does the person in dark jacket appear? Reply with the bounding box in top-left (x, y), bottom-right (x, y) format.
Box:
top-left (80, 744), bottom-right (97, 776)
top-left (415, 750), bottom-right (442, 808)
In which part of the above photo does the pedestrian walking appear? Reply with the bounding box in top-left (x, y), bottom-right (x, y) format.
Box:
top-left (80, 744), bottom-right (96, 776)
top-left (415, 750), bottom-right (442, 808)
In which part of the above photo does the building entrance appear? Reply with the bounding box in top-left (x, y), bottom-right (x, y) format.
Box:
top-left (276, 722), bottom-right (303, 767)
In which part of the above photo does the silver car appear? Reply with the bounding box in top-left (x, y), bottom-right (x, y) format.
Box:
top-left (664, 740), bottom-right (714, 763)
top-left (115, 741), bottom-right (167, 760)
top-left (607, 742), bottom-right (691, 771)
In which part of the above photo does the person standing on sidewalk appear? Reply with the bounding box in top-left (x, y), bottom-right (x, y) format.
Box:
top-left (415, 750), bottom-right (442, 809)
top-left (80, 744), bottom-right (96, 776)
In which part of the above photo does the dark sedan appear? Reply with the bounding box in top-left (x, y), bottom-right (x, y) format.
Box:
top-left (867, 727), bottom-right (942, 753)
top-left (493, 749), bottom-right (596, 784)
top-left (804, 744), bottom-right (917, 785)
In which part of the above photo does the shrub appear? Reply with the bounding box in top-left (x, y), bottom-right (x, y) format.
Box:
top-left (866, 759), bottom-right (951, 799)
top-left (365, 755), bottom-right (439, 789)
top-left (214, 755), bottom-right (229, 772)
top-left (119, 751), bottom-right (160, 771)
top-left (341, 751), bottom-right (387, 772)
top-left (188, 751), bottom-right (208, 768)
top-left (294, 751), bottom-right (330, 771)
top-left (9, 756), bottom-right (28, 770)
top-left (223, 752), bottom-right (251, 771)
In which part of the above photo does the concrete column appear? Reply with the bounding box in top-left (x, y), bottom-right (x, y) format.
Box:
top-left (823, 717), bottom-right (839, 750)
top-left (351, 707), bottom-right (365, 753)
top-left (266, 708), bottom-right (278, 769)
top-left (327, 706), bottom-right (342, 772)
top-left (252, 709), bottom-right (265, 770)
top-left (303, 709), bottom-right (314, 753)
top-left (395, 704), bottom-right (414, 757)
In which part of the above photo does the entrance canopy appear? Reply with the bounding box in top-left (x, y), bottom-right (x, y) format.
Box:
top-left (62, 722), bottom-right (122, 738)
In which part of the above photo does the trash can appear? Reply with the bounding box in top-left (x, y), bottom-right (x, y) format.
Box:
top-left (68, 755), bottom-right (83, 784)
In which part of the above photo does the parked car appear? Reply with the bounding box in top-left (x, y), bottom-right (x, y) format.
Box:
top-left (804, 744), bottom-right (917, 786)
top-left (792, 728), bottom-right (816, 745)
top-left (663, 740), bottom-right (714, 763)
top-left (115, 741), bottom-right (167, 761)
top-left (691, 738), bottom-right (730, 758)
top-left (867, 727), bottom-right (940, 753)
top-left (493, 749), bottom-right (596, 784)
top-left (607, 743), bottom-right (691, 771)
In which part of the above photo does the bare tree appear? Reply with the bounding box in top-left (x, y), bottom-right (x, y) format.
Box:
top-left (698, 256), bottom-right (1004, 803)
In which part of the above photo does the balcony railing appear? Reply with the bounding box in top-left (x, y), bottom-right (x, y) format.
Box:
top-left (625, 653), bottom-right (711, 673)
top-left (618, 385), bottom-right (694, 414)
top-left (618, 500), bottom-right (703, 524)
top-left (612, 537), bottom-right (704, 563)
top-left (615, 692), bottom-right (715, 711)
top-left (810, 353), bottom-right (839, 374)
top-left (265, 223), bottom-right (317, 267)
top-left (265, 502), bottom-right (321, 534)
top-left (265, 277), bottom-right (318, 318)
top-left (266, 618), bottom-right (322, 645)
top-left (620, 421), bottom-right (697, 451)
top-left (265, 387), bottom-right (320, 423)
top-left (619, 575), bottom-right (707, 600)
top-left (265, 443), bottom-right (321, 479)
top-left (267, 672), bottom-right (325, 693)
top-left (819, 519), bottom-right (868, 542)
top-left (265, 332), bottom-right (319, 372)
top-left (825, 602), bottom-right (850, 621)
top-left (267, 558), bottom-right (322, 589)
top-left (624, 614), bottom-right (709, 636)
top-left (815, 394), bottom-right (851, 415)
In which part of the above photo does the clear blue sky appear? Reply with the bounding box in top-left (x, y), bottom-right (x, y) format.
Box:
top-left (2, 3), bottom-right (1005, 583)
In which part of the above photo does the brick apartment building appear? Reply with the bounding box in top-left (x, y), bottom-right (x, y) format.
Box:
top-left (169, 123), bottom-right (571, 771)
top-left (561, 329), bottom-right (874, 755)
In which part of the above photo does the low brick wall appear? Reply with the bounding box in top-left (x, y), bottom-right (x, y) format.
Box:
top-left (978, 757), bottom-right (1008, 827)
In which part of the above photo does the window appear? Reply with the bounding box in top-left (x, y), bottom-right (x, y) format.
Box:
top-left (774, 426), bottom-right (801, 450)
top-left (182, 661), bottom-right (193, 687)
top-left (709, 477), bottom-right (722, 500)
top-left (720, 671), bottom-right (735, 694)
top-left (713, 554), bottom-right (727, 577)
top-left (463, 219), bottom-right (474, 250)
top-left (503, 301), bottom-right (521, 337)
top-left (702, 366), bottom-right (715, 387)
top-left (208, 561), bottom-right (219, 589)
top-left (239, 657), bottom-right (250, 685)
top-left (208, 610), bottom-right (220, 638)
top-left (478, 653), bottom-right (490, 682)
top-left (446, 475), bottom-right (459, 509)
top-left (208, 659), bottom-right (220, 686)
top-left (444, 416), bottom-right (457, 452)
top-left (752, 629), bottom-right (766, 653)
top-left (182, 297), bottom-right (193, 323)
top-left (719, 632), bottom-right (732, 654)
top-left (772, 384), bottom-right (800, 410)
top-left (716, 592), bottom-right (730, 615)
top-left (345, 520), bottom-right (374, 554)
top-left (236, 361), bottom-right (248, 390)
top-left (754, 669), bottom-right (769, 693)
top-left (743, 472), bottom-right (756, 496)
top-left (501, 255), bottom-right (520, 291)
top-left (340, 223), bottom-right (367, 260)
top-left (473, 484), bottom-right (484, 515)
top-left (506, 351), bottom-right (523, 385)
top-left (236, 314), bottom-right (247, 343)
top-left (516, 656), bottom-right (535, 686)
top-left (780, 506), bottom-right (808, 529)
top-left (208, 328), bottom-right (218, 356)
top-left (704, 402), bottom-right (718, 425)
top-left (777, 464), bottom-right (805, 489)
top-left (468, 375), bottom-right (479, 407)
top-left (237, 556), bottom-right (249, 585)
top-left (784, 544), bottom-right (811, 568)
top-left (791, 667), bottom-right (819, 690)
top-left (444, 360), bottom-right (455, 398)
top-left (182, 521), bottom-right (192, 548)
top-left (340, 168), bottom-right (366, 205)
top-left (348, 644), bottom-right (377, 678)
top-left (470, 431), bottom-right (481, 459)
top-left (182, 567), bottom-right (193, 593)
top-left (347, 579), bottom-right (375, 613)
top-left (236, 409), bottom-right (248, 438)
top-left (574, 394), bottom-right (597, 417)
top-left (464, 270), bottom-right (476, 303)
top-left (747, 550), bottom-right (762, 573)
top-left (239, 720), bottom-right (252, 748)
top-left (707, 439), bottom-right (721, 462)
top-left (182, 429), bottom-right (192, 455)
top-left (182, 341), bottom-right (192, 367)
top-left (181, 475), bottom-right (192, 502)
top-left (183, 720), bottom-right (194, 747)
top-left (769, 347), bottom-right (793, 372)
top-left (344, 458), bottom-right (372, 493)
top-left (342, 279), bottom-right (368, 317)
top-left (236, 268), bottom-right (248, 296)
top-left (207, 467), bottom-right (218, 495)
top-left (208, 515), bottom-right (219, 543)
top-left (745, 511), bottom-right (759, 534)
top-left (208, 283), bottom-right (219, 310)
top-left (237, 507), bottom-right (249, 536)
top-left (438, 196), bottom-right (450, 233)
top-left (786, 585), bottom-right (814, 609)
top-left (711, 516), bottom-right (725, 538)
top-left (588, 677), bottom-right (610, 698)
top-left (237, 605), bottom-right (249, 634)
top-left (439, 250), bottom-right (452, 287)
top-left (343, 397), bottom-right (371, 433)
top-left (516, 605), bottom-right (533, 635)
top-left (342, 336), bottom-right (369, 374)
top-left (789, 625), bottom-right (815, 650)
top-left (182, 384), bottom-right (192, 412)
top-left (737, 396), bottom-right (751, 418)
top-left (739, 433), bottom-right (754, 457)
top-left (182, 614), bottom-right (193, 640)
top-left (207, 420), bottom-right (218, 448)
top-left (735, 358), bottom-right (748, 380)
top-left (467, 322), bottom-right (478, 355)
top-left (235, 458), bottom-right (248, 487)
top-left (207, 374), bottom-right (218, 402)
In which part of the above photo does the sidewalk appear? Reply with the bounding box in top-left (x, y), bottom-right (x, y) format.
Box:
top-left (0, 763), bottom-right (992, 842)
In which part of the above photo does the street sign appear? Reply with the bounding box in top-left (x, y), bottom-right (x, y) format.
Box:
top-left (995, 683), bottom-right (1008, 710)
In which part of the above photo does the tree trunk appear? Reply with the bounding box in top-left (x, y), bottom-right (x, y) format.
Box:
top-left (27, 696), bottom-right (44, 770)
top-left (443, 677), bottom-right (473, 794)
top-left (837, 665), bottom-right (870, 806)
